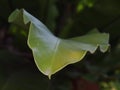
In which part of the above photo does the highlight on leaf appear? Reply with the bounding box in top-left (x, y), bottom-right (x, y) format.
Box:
top-left (8, 9), bottom-right (110, 78)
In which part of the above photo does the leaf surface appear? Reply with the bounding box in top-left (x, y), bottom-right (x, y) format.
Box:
top-left (9, 9), bottom-right (109, 78)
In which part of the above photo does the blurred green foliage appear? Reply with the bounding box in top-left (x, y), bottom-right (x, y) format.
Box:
top-left (0, 0), bottom-right (120, 90)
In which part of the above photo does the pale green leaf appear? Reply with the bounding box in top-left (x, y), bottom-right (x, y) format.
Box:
top-left (8, 9), bottom-right (109, 78)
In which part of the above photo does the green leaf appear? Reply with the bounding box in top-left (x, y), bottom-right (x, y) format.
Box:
top-left (8, 9), bottom-right (109, 78)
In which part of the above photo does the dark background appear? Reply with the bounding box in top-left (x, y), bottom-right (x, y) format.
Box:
top-left (0, 0), bottom-right (120, 90)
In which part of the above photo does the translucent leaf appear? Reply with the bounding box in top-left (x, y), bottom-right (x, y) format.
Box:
top-left (8, 9), bottom-right (109, 78)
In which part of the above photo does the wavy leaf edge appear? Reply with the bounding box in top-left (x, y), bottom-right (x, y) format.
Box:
top-left (8, 9), bottom-right (110, 78)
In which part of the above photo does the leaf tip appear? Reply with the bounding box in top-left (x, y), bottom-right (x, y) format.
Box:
top-left (48, 75), bottom-right (51, 80)
top-left (8, 9), bottom-right (19, 23)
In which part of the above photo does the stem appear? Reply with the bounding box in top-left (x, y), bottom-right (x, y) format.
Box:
top-left (47, 78), bottom-right (53, 90)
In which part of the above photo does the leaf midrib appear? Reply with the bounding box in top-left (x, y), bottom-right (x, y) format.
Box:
top-left (49, 38), bottom-right (60, 76)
